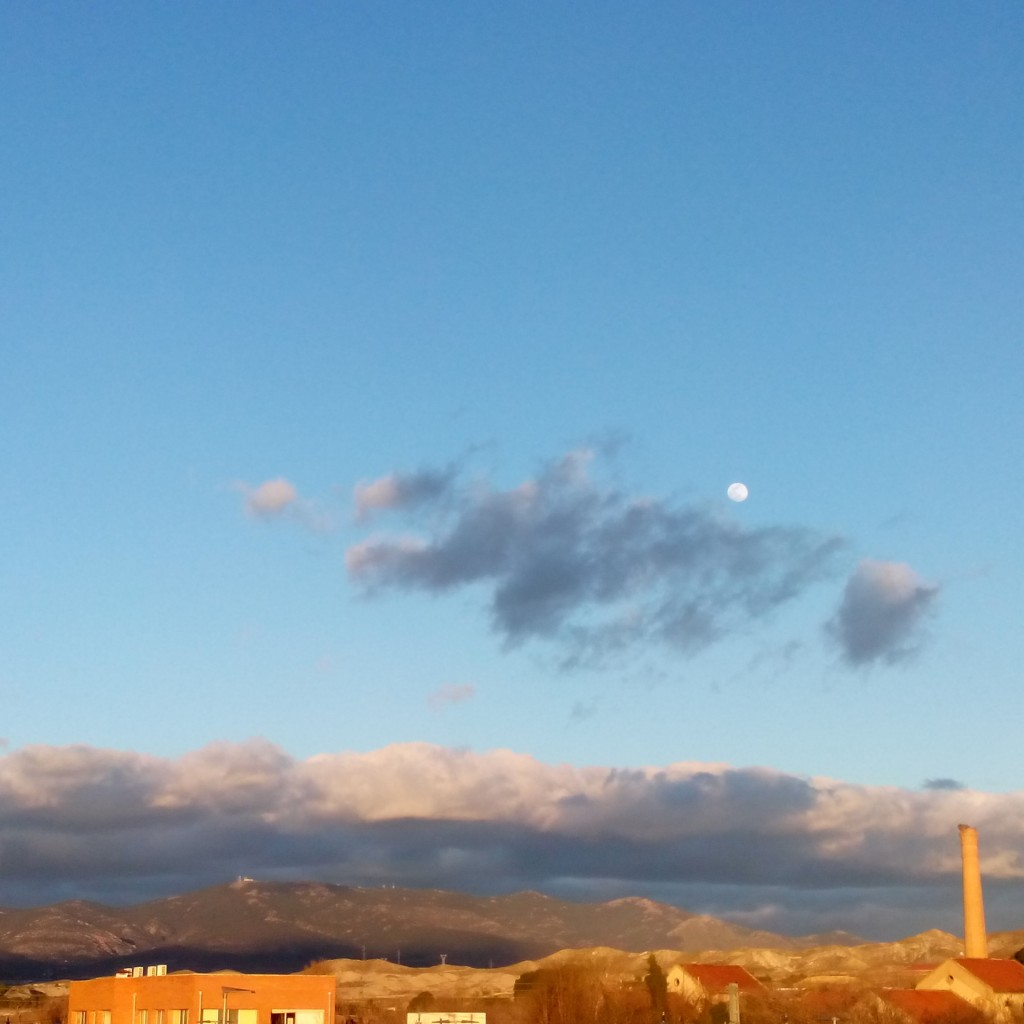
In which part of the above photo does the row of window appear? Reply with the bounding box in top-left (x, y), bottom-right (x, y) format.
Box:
top-left (74, 1010), bottom-right (190, 1024)
top-left (75, 1010), bottom-right (320, 1024)
top-left (139, 1009), bottom-right (189, 1024)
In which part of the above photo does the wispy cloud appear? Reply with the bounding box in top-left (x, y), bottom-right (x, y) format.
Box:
top-left (239, 477), bottom-right (298, 518)
top-left (569, 699), bottom-right (600, 723)
top-left (1, 741), bottom-right (1020, 937)
top-left (235, 477), bottom-right (332, 532)
top-left (829, 560), bottom-right (940, 666)
top-left (346, 451), bottom-right (844, 666)
top-left (354, 468), bottom-right (456, 520)
top-left (427, 683), bottom-right (476, 710)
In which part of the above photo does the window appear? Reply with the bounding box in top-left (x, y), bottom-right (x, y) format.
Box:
top-left (138, 1010), bottom-right (149, 1024)
top-left (170, 1011), bottom-right (189, 1024)
top-left (272, 1013), bottom-right (323, 1024)
top-left (223, 1011), bottom-right (257, 1024)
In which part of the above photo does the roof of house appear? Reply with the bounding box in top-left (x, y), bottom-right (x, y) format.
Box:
top-left (954, 959), bottom-right (1024, 994)
top-left (883, 989), bottom-right (982, 1023)
top-left (678, 964), bottom-right (764, 993)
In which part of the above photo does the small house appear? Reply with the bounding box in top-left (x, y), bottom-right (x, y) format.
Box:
top-left (665, 964), bottom-right (764, 1007)
top-left (916, 958), bottom-right (1024, 1023)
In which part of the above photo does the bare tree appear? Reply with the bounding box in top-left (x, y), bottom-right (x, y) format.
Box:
top-left (516, 965), bottom-right (608, 1024)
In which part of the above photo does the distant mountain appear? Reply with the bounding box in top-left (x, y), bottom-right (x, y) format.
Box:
top-left (0, 879), bottom-right (816, 982)
top-left (2, 880), bottom-right (1017, 994)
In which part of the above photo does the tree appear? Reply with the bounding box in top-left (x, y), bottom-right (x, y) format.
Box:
top-left (407, 993), bottom-right (435, 1013)
top-left (644, 955), bottom-right (668, 1016)
top-left (515, 965), bottom-right (607, 1024)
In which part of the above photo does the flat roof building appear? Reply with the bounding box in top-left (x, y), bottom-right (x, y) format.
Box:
top-left (68, 972), bottom-right (335, 1024)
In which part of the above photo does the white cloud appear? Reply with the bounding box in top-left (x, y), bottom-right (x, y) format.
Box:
top-left (354, 475), bottom-right (402, 515)
top-left (235, 477), bottom-right (334, 532)
top-left (239, 478), bottom-right (299, 518)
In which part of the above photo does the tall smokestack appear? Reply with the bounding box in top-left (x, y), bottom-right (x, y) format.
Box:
top-left (959, 824), bottom-right (988, 958)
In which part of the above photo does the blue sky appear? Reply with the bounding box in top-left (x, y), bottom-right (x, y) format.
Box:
top-left (2, 2), bottom-right (1022, 938)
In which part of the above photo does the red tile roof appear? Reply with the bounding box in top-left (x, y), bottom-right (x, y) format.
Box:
top-left (681, 964), bottom-right (764, 993)
top-left (883, 990), bottom-right (981, 1023)
top-left (955, 958), bottom-right (1024, 993)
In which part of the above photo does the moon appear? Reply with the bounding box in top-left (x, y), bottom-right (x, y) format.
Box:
top-left (727, 482), bottom-right (749, 502)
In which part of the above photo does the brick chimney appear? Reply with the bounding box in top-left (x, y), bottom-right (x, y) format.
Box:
top-left (959, 823), bottom-right (988, 958)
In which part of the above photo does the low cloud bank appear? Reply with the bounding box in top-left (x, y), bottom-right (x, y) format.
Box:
top-left (0, 741), bottom-right (1020, 937)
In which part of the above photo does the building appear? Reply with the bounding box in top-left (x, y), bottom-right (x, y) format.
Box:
top-left (916, 959), bottom-right (1024, 1023)
top-left (665, 964), bottom-right (764, 1005)
top-left (68, 972), bottom-right (335, 1024)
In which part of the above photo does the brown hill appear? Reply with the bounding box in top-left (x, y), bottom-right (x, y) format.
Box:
top-left (0, 880), bottom-right (804, 981)
top-left (314, 930), bottom-right (1024, 1006)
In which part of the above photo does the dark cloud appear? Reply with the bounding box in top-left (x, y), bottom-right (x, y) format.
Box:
top-left (923, 778), bottom-right (966, 791)
top-left (828, 560), bottom-right (940, 666)
top-left (0, 741), bottom-right (1022, 937)
top-left (346, 452), bottom-right (844, 665)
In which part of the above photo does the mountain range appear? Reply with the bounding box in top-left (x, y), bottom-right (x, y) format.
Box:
top-left (0, 879), bottom-right (847, 981)
top-left (2, 878), bottom-right (1018, 988)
